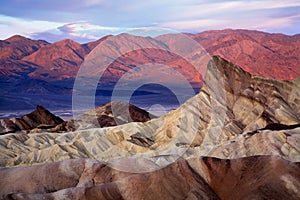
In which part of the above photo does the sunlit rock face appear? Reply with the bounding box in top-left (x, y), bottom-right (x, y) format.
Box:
top-left (2, 30), bottom-right (300, 83)
top-left (0, 56), bottom-right (299, 168)
top-left (190, 29), bottom-right (300, 80)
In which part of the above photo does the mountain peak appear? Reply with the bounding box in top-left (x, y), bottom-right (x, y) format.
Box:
top-left (54, 39), bottom-right (80, 46)
top-left (35, 105), bottom-right (48, 112)
top-left (0, 105), bottom-right (64, 134)
top-left (83, 35), bottom-right (112, 51)
top-left (71, 101), bottom-right (155, 129)
top-left (5, 35), bottom-right (29, 42)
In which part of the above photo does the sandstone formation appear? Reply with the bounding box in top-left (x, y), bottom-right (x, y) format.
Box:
top-left (73, 101), bottom-right (155, 128)
top-left (0, 156), bottom-right (299, 200)
top-left (0, 55), bottom-right (299, 199)
top-left (0, 56), bottom-right (299, 168)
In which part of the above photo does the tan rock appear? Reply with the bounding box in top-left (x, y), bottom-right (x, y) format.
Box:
top-left (0, 156), bottom-right (299, 200)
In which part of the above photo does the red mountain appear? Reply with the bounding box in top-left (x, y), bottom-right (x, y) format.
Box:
top-left (0, 35), bottom-right (48, 63)
top-left (83, 33), bottom-right (204, 88)
top-left (0, 35), bottom-right (49, 78)
top-left (190, 29), bottom-right (300, 80)
top-left (22, 39), bottom-right (90, 80)
top-left (1, 29), bottom-right (299, 84)
top-left (82, 35), bottom-right (112, 51)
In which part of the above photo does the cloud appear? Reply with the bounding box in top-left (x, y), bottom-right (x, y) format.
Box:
top-left (82, 0), bottom-right (105, 7)
top-left (161, 13), bottom-right (300, 33)
top-left (161, 19), bottom-right (229, 31)
top-left (24, 20), bottom-right (177, 43)
top-left (0, 15), bottom-right (63, 40)
top-left (158, 1), bottom-right (300, 34)
top-left (0, 0), bottom-right (299, 42)
top-left (57, 21), bottom-right (120, 34)
top-left (28, 21), bottom-right (122, 43)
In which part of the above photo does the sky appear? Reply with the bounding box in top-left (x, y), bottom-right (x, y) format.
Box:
top-left (0, 0), bottom-right (300, 43)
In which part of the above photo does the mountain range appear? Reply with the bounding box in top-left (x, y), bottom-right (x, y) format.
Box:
top-left (1, 29), bottom-right (300, 93)
top-left (1, 29), bottom-right (300, 115)
top-left (0, 55), bottom-right (299, 199)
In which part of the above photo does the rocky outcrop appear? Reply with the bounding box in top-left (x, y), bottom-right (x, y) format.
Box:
top-left (74, 101), bottom-right (155, 128)
top-left (0, 105), bottom-right (63, 134)
top-left (0, 102), bottom-right (154, 135)
top-left (0, 156), bottom-right (299, 200)
top-left (54, 101), bottom-right (153, 133)
top-left (49, 101), bottom-right (155, 132)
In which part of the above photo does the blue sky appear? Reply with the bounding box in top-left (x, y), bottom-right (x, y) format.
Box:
top-left (0, 0), bottom-right (300, 43)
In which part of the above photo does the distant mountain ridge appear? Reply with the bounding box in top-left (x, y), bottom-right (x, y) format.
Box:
top-left (1, 29), bottom-right (299, 83)
top-left (190, 29), bottom-right (300, 79)
top-left (0, 35), bottom-right (49, 63)
top-left (1, 29), bottom-right (299, 117)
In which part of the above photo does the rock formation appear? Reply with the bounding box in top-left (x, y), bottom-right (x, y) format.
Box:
top-left (0, 56), bottom-right (299, 168)
top-left (0, 105), bottom-right (63, 134)
top-left (50, 101), bottom-right (155, 132)
top-left (0, 55), bottom-right (299, 199)
top-left (1, 31), bottom-right (299, 199)
top-left (0, 101), bottom-right (154, 134)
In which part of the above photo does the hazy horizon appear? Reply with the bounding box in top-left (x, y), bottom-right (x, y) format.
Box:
top-left (2, 28), bottom-right (300, 44)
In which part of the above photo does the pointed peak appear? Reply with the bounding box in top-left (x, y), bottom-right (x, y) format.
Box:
top-left (36, 105), bottom-right (47, 111)
top-left (210, 55), bottom-right (250, 77)
top-left (205, 55), bottom-right (292, 92)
